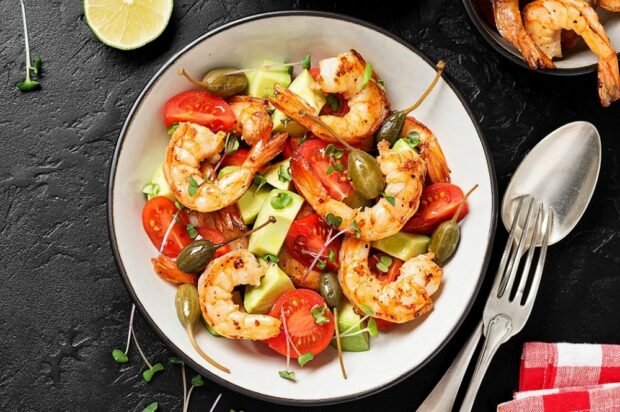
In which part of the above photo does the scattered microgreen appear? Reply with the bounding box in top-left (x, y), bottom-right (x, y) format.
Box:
top-left (264, 254), bottom-right (279, 264)
top-left (326, 165), bottom-right (334, 175)
top-left (169, 356), bottom-right (183, 364)
top-left (383, 194), bottom-right (396, 206)
top-left (361, 63), bottom-right (373, 89)
top-left (112, 348), bottom-right (129, 364)
top-left (186, 224), bottom-right (198, 239)
top-left (142, 402), bottom-right (158, 412)
top-left (301, 54), bottom-right (311, 70)
top-left (375, 255), bottom-right (393, 273)
top-left (279, 370), bottom-right (296, 382)
top-left (167, 124), bottom-right (179, 136)
top-left (311, 305), bottom-right (330, 325)
top-left (270, 192), bottom-right (292, 209)
top-left (324, 144), bottom-right (345, 159)
top-left (191, 374), bottom-right (205, 387)
top-left (351, 220), bottom-right (361, 238)
top-left (404, 131), bottom-right (421, 149)
top-left (316, 259), bottom-right (327, 270)
top-left (142, 182), bottom-right (160, 200)
top-left (298, 352), bottom-right (314, 367)
top-left (359, 303), bottom-right (374, 316)
top-left (325, 213), bottom-right (342, 228)
top-left (367, 318), bottom-right (379, 338)
top-left (278, 164), bottom-right (292, 183)
top-left (143, 362), bottom-right (165, 382)
top-left (333, 306), bottom-right (348, 379)
top-left (253, 173), bottom-right (268, 193)
top-left (328, 248), bottom-right (336, 262)
top-left (188, 176), bottom-right (200, 197)
top-left (326, 94), bottom-right (340, 112)
top-left (225, 134), bottom-right (240, 155)
top-left (16, 1), bottom-right (41, 92)
top-left (333, 162), bottom-right (344, 172)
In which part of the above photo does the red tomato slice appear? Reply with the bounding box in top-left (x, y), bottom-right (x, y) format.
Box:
top-left (283, 135), bottom-right (311, 159)
top-left (284, 213), bottom-right (341, 271)
top-left (221, 148), bottom-right (249, 167)
top-left (373, 317), bottom-right (397, 331)
top-left (403, 183), bottom-right (469, 235)
top-left (369, 252), bottom-right (404, 283)
top-left (142, 196), bottom-right (191, 258)
top-left (196, 227), bottom-right (230, 258)
top-left (265, 289), bottom-right (335, 358)
top-left (294, 139), bottom-right (353, 201)
top-left (164, 90), bottom-right (235, 132)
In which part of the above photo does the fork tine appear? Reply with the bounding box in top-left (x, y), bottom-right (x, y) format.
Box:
top-left (491, 196), bottom-right (526, 298)
top-left (514, 206), bottom-right (543, 303)
top-left (500, 198), bottom-right (538, 299)
top-left (524, 208), bottom-right (553, 306)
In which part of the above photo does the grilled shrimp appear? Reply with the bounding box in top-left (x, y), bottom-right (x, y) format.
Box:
top-left (600, 0), bottom-right (620, 10)
top-left (164, 122), bottom-right (286, 212)
top-left (187, 205), bottom-right (249, 251)
top-left (401, 116), bottom-right (451, 184)
top-left (523, 0), bottom-right (620, 106)
top-left (229, 96), bottom-right (273, 145)
top-left (198, 250), bottom-right (281, 340)
top-left (493, 0), bottom-right (556, 69)
top-left (270, 50), bottom-right (389, 148)
top-left (338, 236), bottom-right (443, 323)
top-left (290, 140), bottom-right (426, 241)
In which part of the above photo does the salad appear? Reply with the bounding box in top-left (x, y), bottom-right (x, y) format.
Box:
top-left (140, 50), bottom-right (476, 380)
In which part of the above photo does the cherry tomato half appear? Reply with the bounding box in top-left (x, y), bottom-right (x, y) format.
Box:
top-left (284, 213), bottom-right (341, 271)
top-left (283, 135), bottom-right (311, 159)
top-left (196, 227), bottom-right (230, 258)
top-left (369, 252), bottom-right (404, 283)
top-left (221, 148), bottom-right (249, 167)
top-left (293, 139), bottom-right (353, 201)
top-left (403, 183), bottom-right (469, 235)
top-left (142, 196), bottom-right (191, 258)
top-left (265, 289), bottom-right (335, 358)
top-left (164, 90), bottom-right (235, 132)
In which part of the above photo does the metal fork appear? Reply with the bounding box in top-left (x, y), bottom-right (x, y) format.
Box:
top-left (417, 195), bottom-right (553, 412)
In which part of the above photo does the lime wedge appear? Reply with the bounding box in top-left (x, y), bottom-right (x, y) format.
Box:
top-left (84, 0), bottom-right (173, 50)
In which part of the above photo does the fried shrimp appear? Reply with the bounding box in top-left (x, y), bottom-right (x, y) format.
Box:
top-left (523, 0), bottom-right (620, 106)
top-left (493, 0), bottom-right (556, 69)
top-left (290, 140), bottom-right (426, 241)
top-left (270, 50), bottom-right (388, 147)
top-left (401, 116), bottom-right (451, 184)
top-left (164, 122), bottom-right (287, 212)
top-left (338, 236), bottom-right (443, 323)
top-left (198, 250), bottom-right (281, 340)
top-left (229, 96), bottom-right (273, 145)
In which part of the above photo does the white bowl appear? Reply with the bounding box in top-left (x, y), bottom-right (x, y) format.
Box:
top-left (108, 11), bottom-right (498, 405)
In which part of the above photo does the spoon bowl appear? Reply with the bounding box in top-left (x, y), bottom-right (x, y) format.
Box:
top-left (502, 121), bottom-right (601, 245)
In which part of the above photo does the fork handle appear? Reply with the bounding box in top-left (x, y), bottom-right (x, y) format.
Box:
top-left (459, 315), bottom-right (513, 412)
top-left (416, 321), bottom-right (483, 412)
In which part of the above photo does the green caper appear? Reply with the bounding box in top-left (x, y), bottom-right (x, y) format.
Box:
top-left (343, 190), bottom-right (373, 209)
top-left (375, 111), bottom-right (406, 146)
top-left (202, 68), bottom-right (248, 97)
top-left (176, 240), bottom-right (216, 274)
top-left (428, 220), bottom-right (460, 264)
top-left (319, 272), bottom-right (343, 308)
top-left (347, 150), bottom-right (385, 200)
top-left (175, 284), bottom-right (201, 327)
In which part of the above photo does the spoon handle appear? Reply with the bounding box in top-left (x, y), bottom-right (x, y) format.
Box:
top-left (416, 321), bottom-right (482, 412)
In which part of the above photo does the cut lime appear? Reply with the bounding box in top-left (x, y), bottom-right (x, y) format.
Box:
top-left (84, 0), bottom-right (173, 50)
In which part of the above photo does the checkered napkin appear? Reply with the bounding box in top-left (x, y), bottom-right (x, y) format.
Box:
top-left (497, 343), bottom-right (620, 411)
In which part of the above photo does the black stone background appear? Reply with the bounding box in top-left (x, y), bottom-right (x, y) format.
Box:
top-left (1, 0), bottom-right (619, 411)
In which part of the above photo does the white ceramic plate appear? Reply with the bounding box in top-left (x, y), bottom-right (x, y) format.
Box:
top-left (464, 0), bottom-right (620, 74)
top-left (108, 11), bottom-right (497, 405)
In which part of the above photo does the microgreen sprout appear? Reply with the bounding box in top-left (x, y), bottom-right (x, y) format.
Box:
top-left (311, 305), bottom-right (331, 325)
top-left (325, 213), bottom-right (342, 228)
top-left (404, 131), bottom-right (421, 149)
top-left (278, 164), bottom-right (292, 183)
top-left (328, 249), bottom-right (336, 263)
top-left (263, 254), bottom-right (279, 264)
top-left (361, 63), bottom-right (373, 89)
top-left (16, 0), bottom-right (41, 92)
top-left (333, 306), bottom-right (348, 379)
top-left (142, 402), bottom-right (158, 412)
top-left (298, 352), bottom-right (314, 367)
top-left (271, 192), bottom-right (292, 209)
top-left (278, 370), bottom-right (296, 382)
top-left (383, 194), bottom-right (396, 206)
top-left (143, 363), bottom-right (165, 382)
top-left (375, 255), bottom-right (393, 273)
top-left (186, 224), bottom-right (198, 239)
top-left (278, 308), bottom-right (302, 382)
top-left (225, 54), bottom-right (312, 76)
top-left (339, 306), bottom-right (380, 339)
top-left (316, 259), bottom-right (327, 270)
top-left (225, 134), bottom-right (240, 155)
top-left (253, 173), bottom-right (268, 193)
top-left (188, 176), bottom-right (200, 197)
top-left (326, 94), bottom-right (341, 112)
top-left (167, 124), bottom-right (179, 136)
top-left (303, 218), bottom-right (361, 279)
top-left (142, 183), bottom-right (161, 200)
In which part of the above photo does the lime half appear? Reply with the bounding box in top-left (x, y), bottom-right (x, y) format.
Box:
top-left (84, 0), bottom-right (173, 50)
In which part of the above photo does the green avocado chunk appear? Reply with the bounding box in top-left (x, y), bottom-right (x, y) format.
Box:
top-left (244, 263), bottom-right (295, 314)
top-left (273, 69), bottom-right (326, 135)
top-left (246, 59), bottom-right (292, 98)
top-left (371, 232), bottom-right (430, 261)
top-left (331, 301), bottom-right (370, 352)
top-left (144, 164), bottom-right (174, 200)
top-left (237, 184), bottom-right (271, 225)
top-left (248, 189), bottom-right (304, 257)
top-left (261, 158), bottom-right (292, 191)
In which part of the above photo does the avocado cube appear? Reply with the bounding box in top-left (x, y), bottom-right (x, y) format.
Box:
top-left (248, 189), bottom-right (304, 257)
top-left (244, 263), bottom-right (295, 314)
top-left (246, 60), bottom-right (291, 98)
top-left (371, 232), bottom-right (430, 261)
top-left (237, 184), bottom-right (271, 225)
top-left (145, 164), bottom-right (174, 200)
top-left (331, 301), bottom-right (370, 352)
top-left (261, 158), bottom-right (292, 191)
top-left (273, 69), bottom-right (326, 134)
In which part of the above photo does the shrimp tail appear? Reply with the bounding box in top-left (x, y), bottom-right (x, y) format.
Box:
top-left (243, 132), bottom-right (288, 171)
top-left (270, 84), bottom-right (318, 130)
top-left (290, 150), bottom-right (329, 201)
top-left (598, 57), bottom-right (620, 107)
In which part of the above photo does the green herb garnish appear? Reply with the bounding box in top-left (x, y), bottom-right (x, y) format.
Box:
top-left (359, 303), bottom-right (374, 316)
top-left (142, 402), bottom-right (158, 412)
top-left (112, 348), bottom-right (129, 364)
top-left (142, 182), bottom-right (160, 200)
top-left (264, 254), bottom-right (279, 264)
top-left (316, 259), bottom-right (327, 270)
top-left (253, 173), bottom-right (268, 192)
top-left (279, 370), bottom-right (296, 382)
top-left (326, 94), bottom-right (340, 112)
top-left (325, 213), bottom-right (342, 228)
top-left (175, 200), bottom-right (183, 210)
top-left (278, 164), bottom-right (292, 183)
top-left (301, 54), bottom-right (311, 70)
top-left (328, 248), bottom-right (336, 262)
top-left (367, 318), bottom-right (378, 337)
top-left (311, 305), bottom-right (330, 325)
top-left (167, 124), bottom-right (179, 136)
top-left (188, 176), bottom-right (200, 197)
top-left (191, 374), bottom-right (205, 387)
top-left (225, 134), bottom-right (240, 154)
top-left (16, 1), bottom-right (41, 92)
top-left (383, 194), bottom-right (396, 206)
top-left (186, 224), bottom-right (198, 239)
top-left (298, 352), bottom-right (314, 367)
top-left (351, 220), bottom-right (361, 238)
top-left (361, 63), bottom-right (373, 89)
top-left (375, 255), bottom-right (393, 273)
top-left (270, 192), bottom-right (292, 209)
top-left (404, 131), bottom-right (421, 149)
top-left (143, 362), bottom-right (165, 382)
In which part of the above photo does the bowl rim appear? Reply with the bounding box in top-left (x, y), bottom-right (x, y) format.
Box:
top-left (107, 9), bottom-right (498, 406)
top-left (462, 0), bottom-right (599, 76)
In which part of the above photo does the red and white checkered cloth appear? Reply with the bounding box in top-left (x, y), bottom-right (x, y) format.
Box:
top-left (497, 343), bottom-right (620, 412)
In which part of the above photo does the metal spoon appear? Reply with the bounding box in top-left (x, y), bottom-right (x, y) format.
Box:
top-left (417, 121), bottom-right (601, 412)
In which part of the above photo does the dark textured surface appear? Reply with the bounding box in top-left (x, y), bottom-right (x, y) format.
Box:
top-left (1, 1), bottom-right (619, 411)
